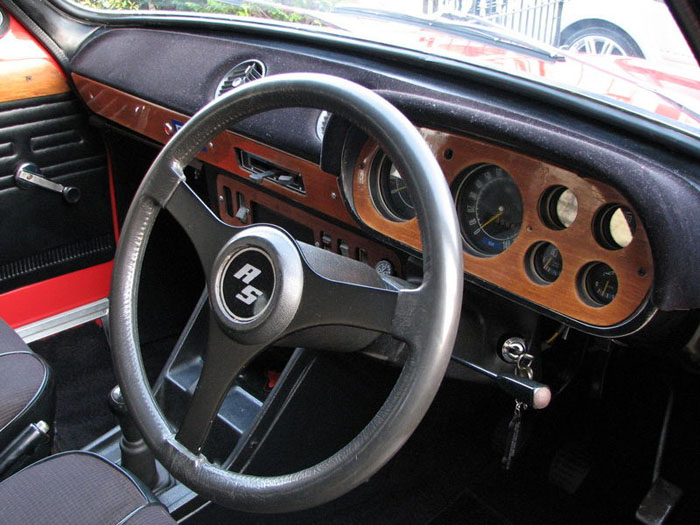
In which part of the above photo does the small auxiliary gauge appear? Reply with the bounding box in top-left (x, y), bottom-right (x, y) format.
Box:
top-left (580, 262), bottom-right (618, 306)
top-left (528, 242), bottom-right (562, 284)
top-left (375, 259), bottom-right (395, 276)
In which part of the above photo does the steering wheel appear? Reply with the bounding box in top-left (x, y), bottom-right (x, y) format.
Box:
top-left (110, 74), bottom-right (463, 512)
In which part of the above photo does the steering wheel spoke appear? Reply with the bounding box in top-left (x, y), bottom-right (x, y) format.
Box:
top-left (163, 176), bottom-right (236, 277)
top-left (273, 241), bottom-right (400, 336)
top-left (290, 274), bottom-right (399, 336)
top-left (177, 316), bottom-right (264, 454)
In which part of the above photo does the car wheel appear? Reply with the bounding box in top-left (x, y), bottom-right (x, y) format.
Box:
top-left (562, 24), bottom-right (644, 58)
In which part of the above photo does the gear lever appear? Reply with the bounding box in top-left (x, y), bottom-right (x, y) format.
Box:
top-left (108, 386), bottom-right (160, 488)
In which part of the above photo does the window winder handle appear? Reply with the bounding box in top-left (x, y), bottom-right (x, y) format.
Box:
top-left (15, 163), bottom-right (81, 204)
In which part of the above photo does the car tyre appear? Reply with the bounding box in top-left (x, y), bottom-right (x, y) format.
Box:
top-left (562, 24), bottom-right (644, 57)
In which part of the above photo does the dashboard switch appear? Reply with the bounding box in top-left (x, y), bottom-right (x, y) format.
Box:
top-left (357, 248), bottom-right (369, 264)
top-left (235, 205), bottom-right (250, 223)
top-left (338, 241), bottom-right (350, 257)
top-left (321, 232), bottom-right (332, 249)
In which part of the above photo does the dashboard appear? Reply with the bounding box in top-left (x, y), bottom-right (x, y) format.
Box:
top-left (68, 27), bottom-right (700, 338)
top-left (346, 131), bottom-right (652, 327)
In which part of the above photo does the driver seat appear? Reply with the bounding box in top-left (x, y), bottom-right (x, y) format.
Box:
top-left (0, 451), bottom-right (176, 524)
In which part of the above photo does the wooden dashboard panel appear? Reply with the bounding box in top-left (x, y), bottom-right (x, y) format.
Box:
top-left (352, 130), bottom-right (653, 326)
top-left (216, 175), bottom-right (402, 274)
top-left (0, 17), bottom-right (69, 103)
top-left (72, 74), bottom-right (653, 327)
top-left (72, 74), bottom-right (354, 225)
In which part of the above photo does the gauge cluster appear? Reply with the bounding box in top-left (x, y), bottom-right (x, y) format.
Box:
top-left (348, 129), bottom-right (654, 329)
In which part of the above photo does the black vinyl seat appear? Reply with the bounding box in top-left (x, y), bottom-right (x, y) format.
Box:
top-left (0, 318), bottom-right (55, 460)
top-left (0, 451), bottom-right (175, 524)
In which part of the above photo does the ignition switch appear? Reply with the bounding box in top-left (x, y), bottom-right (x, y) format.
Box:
top-left (501, 336), bottom-right (527, 364)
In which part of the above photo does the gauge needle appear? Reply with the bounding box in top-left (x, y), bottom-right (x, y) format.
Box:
top-left (477, 211), bottom-right (503, 233)
top-left (391, 184), bottom-right (407, 194)
top-left (543, 257), bottom-right (552, 271)
top-left (601, 280), bottom-right (610, 296)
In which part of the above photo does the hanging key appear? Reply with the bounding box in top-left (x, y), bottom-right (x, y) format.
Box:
top-left (502, 349), bottom-right (538, 470)
top-left (502, 399), bottom-right (526, 470)
top-left (516, 353), bottom-right (535, 380)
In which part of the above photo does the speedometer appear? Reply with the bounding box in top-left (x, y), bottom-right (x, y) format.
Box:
top-left (454, 165), bottom-right (523, 256)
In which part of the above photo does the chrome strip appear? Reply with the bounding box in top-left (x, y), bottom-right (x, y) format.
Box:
top-left (17, 298), bottom-right (109, 343)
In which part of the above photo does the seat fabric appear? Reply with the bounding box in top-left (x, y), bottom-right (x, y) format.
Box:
top-left (0, 352), bottom-right (45, 430)
top-left (0, 318), bottom-right (54, 452)
top-left (0, 451), bottom-right (175, 524)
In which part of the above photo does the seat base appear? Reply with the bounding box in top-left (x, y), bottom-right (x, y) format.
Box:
top-left (0, 451), bottom-right (175, 524)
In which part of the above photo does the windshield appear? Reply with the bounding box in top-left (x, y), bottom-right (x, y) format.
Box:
top-left (68, 0), bottom-right (700, 135)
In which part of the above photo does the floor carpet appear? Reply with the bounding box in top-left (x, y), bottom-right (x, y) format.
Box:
top-left (31, 322), bottom-right (174, 451)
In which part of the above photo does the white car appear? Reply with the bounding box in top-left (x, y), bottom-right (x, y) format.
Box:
top-left (559, 0), bottom-right (696, 66)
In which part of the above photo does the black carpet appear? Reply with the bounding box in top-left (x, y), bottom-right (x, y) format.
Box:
top-left (183, 347), bottom-right (700, 525)
top-left (31, 322), bottom-right (116, 451)
top-left (31, 322), bottom-right (175, 451)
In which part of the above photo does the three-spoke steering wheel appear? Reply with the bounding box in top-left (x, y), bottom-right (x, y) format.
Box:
top-left (110, 74), bottom-right (462, 512)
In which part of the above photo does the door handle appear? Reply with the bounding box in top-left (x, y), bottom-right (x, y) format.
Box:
top-left (15, 163), bottom-right (81, 204)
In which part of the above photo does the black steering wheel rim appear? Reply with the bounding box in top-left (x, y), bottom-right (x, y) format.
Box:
top-left (110, 73), bottom-right (463, 512)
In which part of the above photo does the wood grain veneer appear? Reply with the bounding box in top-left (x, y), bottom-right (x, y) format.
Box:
top-left (216, 175), bottom-right (401, 274)
top-left (72, 74), bottom-right (652, 326)
top-left (0, 16), bottom-right (69, 103)
top-left (72, 74), bottom-right (354, 225)
top-left (352, 130), bottom-right (653, 326)
top-left (0, 59), bottom-right (68, 103)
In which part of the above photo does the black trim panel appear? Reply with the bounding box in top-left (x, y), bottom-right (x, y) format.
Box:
top-left (0, 93), bottom-right (115, 292)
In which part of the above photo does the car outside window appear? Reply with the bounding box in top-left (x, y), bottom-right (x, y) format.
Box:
top-left (64, 0), bottom-right (700, 135)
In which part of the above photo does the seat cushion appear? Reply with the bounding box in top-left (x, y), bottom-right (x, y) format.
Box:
top-left (0, 451), bottom-right (175, 524)
top-left (0, 318), bottom-right (54, 451)
top-left (0, 352), bottom-right (47, 430)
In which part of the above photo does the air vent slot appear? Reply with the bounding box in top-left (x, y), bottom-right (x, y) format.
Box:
top-left (216, 60), bottom-right (266, 98)
top-left (238, 149), bottom-right (305, 194)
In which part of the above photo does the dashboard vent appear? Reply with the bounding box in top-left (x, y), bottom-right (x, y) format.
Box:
top-left (215, 60), bottom-right (266, 98)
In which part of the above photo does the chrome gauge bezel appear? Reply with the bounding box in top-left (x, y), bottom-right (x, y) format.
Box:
top-left (368, 150), bottom-right (416, 222)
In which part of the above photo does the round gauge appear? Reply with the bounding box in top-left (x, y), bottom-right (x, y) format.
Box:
top-left (594, 204), bottom-right (636, 250)
top-left (454, 165), bottom-right (523, 256)
top-left (581, 262), bottom-right (618, 306)
top-left (528, 242), bottom-right (563, 284)
top-left (369, 152), bottom-right (415, 222)
top-left (539, 186), bottom-right (578, 230)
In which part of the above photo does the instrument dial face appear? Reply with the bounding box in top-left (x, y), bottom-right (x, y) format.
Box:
top-left (530, 242), bottom-right (563, 283)
top-left (455, 165), bottom-right (524, 256)
top-left (369, 152), bottom-right (415, 222)
top-left (583, 262), bottom-right (618, 306)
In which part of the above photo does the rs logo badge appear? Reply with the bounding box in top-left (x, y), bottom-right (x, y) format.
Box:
top-left (233, 263), bottom-right (263, 305)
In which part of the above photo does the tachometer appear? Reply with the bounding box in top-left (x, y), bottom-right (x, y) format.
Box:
top-left (454, 165), bottom-right (523, 256)
top-left (369, 151), bottom-right (415, 222)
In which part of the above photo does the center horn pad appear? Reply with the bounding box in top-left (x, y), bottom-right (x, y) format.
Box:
top-left (210, 226), bottom-right (303, 344)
